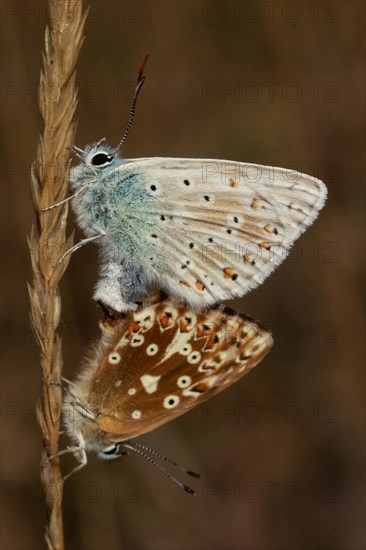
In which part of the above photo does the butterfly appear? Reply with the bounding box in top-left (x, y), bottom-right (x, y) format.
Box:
top-left (62, 297), bottom-right (273, 492)
top-left (43, 56), bottom-right (327, 313)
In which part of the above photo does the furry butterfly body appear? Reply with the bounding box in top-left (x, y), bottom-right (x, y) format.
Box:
top-left (70, 144), bottom-right (327, 312)
top-left (63, 298), bottom-right (272, 466)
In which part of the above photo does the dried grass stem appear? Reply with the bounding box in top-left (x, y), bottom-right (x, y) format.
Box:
top-left (28, 1), bottom-right (87, 548)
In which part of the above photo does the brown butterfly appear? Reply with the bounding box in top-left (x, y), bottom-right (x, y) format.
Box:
top-left (61, 297), bottom-right (273, 493)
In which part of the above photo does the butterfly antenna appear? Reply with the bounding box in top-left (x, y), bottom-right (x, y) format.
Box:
top-left (122, 443), bottom-right (196, 496)
top-left (125, 440), bottom-right (202, 479)
top-left (115, 54), bottom-right (148, 153)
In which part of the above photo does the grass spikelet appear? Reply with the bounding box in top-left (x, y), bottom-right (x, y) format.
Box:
top-left (28, 1), bottom-right (88, 548)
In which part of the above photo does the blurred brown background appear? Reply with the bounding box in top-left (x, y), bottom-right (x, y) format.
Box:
top-left (1, 1), bottom-right (365, 549)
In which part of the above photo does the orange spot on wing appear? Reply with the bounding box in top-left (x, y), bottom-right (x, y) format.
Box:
top-left (180, 281), bottom-right (191, 288)
top-left (179, 320), bottom-right (190, 332)
top-left (195, 280), bottom-right (205, 291)
top-left (126, 321), bottom-right (141, 336)
top-left (205, 335), bottom-right (215, 349)
top-left (197, 324), bottom-right (213, 339)
top-left (243, 254), bottom-right (256, 266)
top-left (229, 177), bottom-right (239, 188)
top-left (251, 198), bottom-right (260, 209)
top-left (259, 241), bottom-right (271, 250)
top-left (190, 383), bottom-right (208, 393)
top-left (159, 314), bottom-right (172, 329)
top-left (224, 267), bottom-right (235, 279)
top-left (201, 363), bottom-right (215, 371)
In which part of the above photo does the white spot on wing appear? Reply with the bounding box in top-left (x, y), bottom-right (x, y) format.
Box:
top-left (118, 333), bottom-right (131, 347)
top-left (182, 388), bottom-right (201, 398)
top-left (163, 395), bottom-right (180, 408)
top-left (140, 374), bottom-right (161, 394)
top-left (146, 343), bottom-right (159, 356)
top-left (133, 306), bottom-right (157, 331)
top-left (177, 375), bottom-right (192, 388)
top-left (187, 351), bottom-right (201, 364)
top-left (198, 361), bottom-right (216, 373)
top-left (206, 375), bottom-right (218, 387)
top-left (179, 343), bottom-right (192, 356)
top-left (130, 334), bottom-right (145, 347)
top-left (162, 305), bottom-right (179, 322)
top-left (109, 352), bottom-right (121, 364)
top-left (131, 410), bottom-right (141, 419)
top-left (163, 330), bottom-right (193, 362)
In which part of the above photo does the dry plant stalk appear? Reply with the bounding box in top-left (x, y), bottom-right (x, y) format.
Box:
top-left (28, 1), bottom-right (87, 548)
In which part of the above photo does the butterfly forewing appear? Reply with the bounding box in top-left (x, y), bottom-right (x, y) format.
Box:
top-left (108, 158), bottom-right (326, 309)
top-left (86, 299), bottom-right (273, 440)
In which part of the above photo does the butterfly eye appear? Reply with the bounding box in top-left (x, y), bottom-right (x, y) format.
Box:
top-left (102, 445), bottom-right (119, 456)
top-left (99, 445), bottom-right (129, 461)
top-left (91, 152), bottom-right (114, 166)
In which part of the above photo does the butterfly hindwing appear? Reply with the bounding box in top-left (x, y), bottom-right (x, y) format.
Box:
top-left (86, 299), bottom-right (273, 440)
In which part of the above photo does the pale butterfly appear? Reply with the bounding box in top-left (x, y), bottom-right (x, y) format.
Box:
top-left (60, 295), bottom-right (273, 493)
top-left (42, 56), bottom-right (327, 313)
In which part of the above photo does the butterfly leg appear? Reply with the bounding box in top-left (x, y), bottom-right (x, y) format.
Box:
top-left (49, 428), bottom-right (88, 481)
top-left (42, 445), bottom-right (88, 481)
top-left (63, 450), bottom-right (88, 482)
top-left (55, 232), bottom-right (105, 267)
top-left (94, 261), bottom-right (147, 313)
top-left (39, 183), bottom-right (90, 212)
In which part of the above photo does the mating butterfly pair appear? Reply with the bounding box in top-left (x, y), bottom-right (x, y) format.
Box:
top-left (44, 56), bottom-right (326, 491)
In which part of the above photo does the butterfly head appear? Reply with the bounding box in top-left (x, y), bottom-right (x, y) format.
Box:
top-left (70, 54), bottom-right (148, 187)
top-left (62, 388), bottom-right (119, 455)
top-left (70, 138), bottom-right (124, 188)
top-left (97, 443), bottom-right (129, 461)
top-left (62, 387), bottom-right (200, 494)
